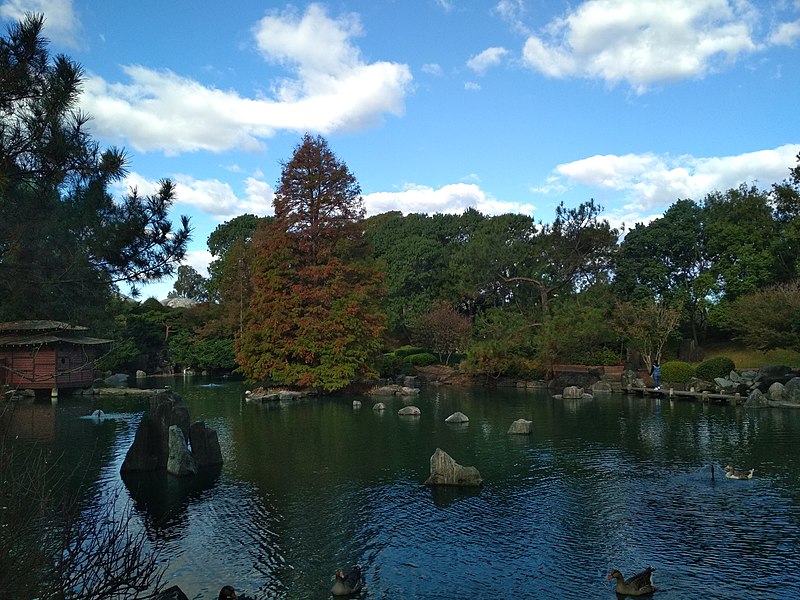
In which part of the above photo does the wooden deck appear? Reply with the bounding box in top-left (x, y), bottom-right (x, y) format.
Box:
top-left (624, 385), bottom-right (743, 405)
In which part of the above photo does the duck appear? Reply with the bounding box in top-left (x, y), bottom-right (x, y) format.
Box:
top-left (607, 567), bottom-right (656, 596)
top-left (724, 465), bottom-right (754, 480)
top-left (331, 564), bottom-right (364, 596)
top-left (218, 586), bottom-right (254, 600)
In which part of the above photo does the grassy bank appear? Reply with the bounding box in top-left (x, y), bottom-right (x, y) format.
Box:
top-left (700, 342), bottom-right (800, 369)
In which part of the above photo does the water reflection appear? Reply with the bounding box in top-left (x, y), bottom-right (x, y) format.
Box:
top-left (6, 378), bottom-right (800, 598)
top-left (122, 466), bottom-right (222, 532)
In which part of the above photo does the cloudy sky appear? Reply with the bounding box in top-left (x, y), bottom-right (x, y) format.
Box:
top-left (2, 0), bottom-right (798, 299)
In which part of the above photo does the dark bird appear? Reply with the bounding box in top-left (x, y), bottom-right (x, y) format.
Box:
top-left (331, 564), bottom-right (364, 596)
top-left (218, 585), bottom-right (254, 600)
top-left (607, 566), bottom-right (656, 596)
top-left (724, 464), bottom-right (754, 480)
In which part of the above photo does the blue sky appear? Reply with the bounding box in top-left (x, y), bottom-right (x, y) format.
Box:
top-left (2, 0), bottom-right (799, 300)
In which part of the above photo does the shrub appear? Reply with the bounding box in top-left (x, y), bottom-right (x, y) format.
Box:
top-left (393, 345), bottom-right (427, 358)
top-left (406, 352), bottom-right (438, 366)
top-left (695, 356), bottom-right (736, 380)
top-left (661, 361), bottom-right (695, 384)
top-left (376, 353), bottom-right (412, 377)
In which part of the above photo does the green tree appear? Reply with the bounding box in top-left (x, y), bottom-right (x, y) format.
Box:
top-left (169, 265), bottom-right (209, 301)
top-left (614, 199), bottom-right (712, 342)
top-left (611, 299), bottom-right (683, 370)
top-left (504, 200), bottom-right (618, 322)
top-left (702, 184), bottom-right (782, 301)
top-left (0, 15), bottom-right (189, 324)
top-left (236, 135), bottom-right (385, 391)
top-left (770, 152), bottom-right (800, 281)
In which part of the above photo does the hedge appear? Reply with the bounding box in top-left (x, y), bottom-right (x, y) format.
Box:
top-left (661, 361), bottom-right (696, 384)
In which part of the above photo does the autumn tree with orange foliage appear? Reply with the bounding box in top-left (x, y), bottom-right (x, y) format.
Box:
top-left (235, 135), bottom-right (385, 391)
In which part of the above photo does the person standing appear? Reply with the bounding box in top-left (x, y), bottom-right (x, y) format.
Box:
top-left (650, 361), bottom-right (661, 390)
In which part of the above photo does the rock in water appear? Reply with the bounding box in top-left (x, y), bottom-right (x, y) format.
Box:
top-left (167, 425), bottom-right (198, 476)
top-left (445, 411), bottom-right (469, 424)
top-left (424, 448), bottom-right (483, 487)
top-left (120, 391), bottom-right (190, 473)
top-left (507, 418), bottom-right (533, 435)
top-left (189, 421), bottom-right (223, 467)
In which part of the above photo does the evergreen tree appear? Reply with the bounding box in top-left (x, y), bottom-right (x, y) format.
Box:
top-left (0, 15), bottom-right (189, 323)
top-left (236, 134), bottom-right (385, 391)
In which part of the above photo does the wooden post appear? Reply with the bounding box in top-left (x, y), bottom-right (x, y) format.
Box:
top-left (702, 391), bottom-right (709, 403)
top-left (734, 393), bottom-right (741, 405)
top-left (669, 387), bottom-right (674, 398)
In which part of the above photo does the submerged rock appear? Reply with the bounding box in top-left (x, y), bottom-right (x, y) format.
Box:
top-left (398, 405), bottom-right (421, 416)
top-left (507, 418), bottom-right (533, 435)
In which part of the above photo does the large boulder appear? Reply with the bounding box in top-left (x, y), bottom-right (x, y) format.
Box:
top-left (424, 448), bottom-right (483, 487)
top-left (104, 373), bottom-right (129, 387)
top-left (785, 377), bottom-right (800, 404)
top-left (167, 425), bottom-right (197, 476)
top-left (768, 382), bottom-right (785, 402)
top-left (120, 392), bottom-right (190, 473)
top-left (398, 405), bottom-right (421, 416)
top-left (758, 365), bottom-right (794, 387)
top-left (189, 421), bottom-right (223, 467)
top-left (507, 419), bottom-right (533, 435)
top-left (744, 388), bottom-right (769, 408)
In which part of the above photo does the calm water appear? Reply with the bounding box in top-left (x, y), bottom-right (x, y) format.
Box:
top-left (6, 377), bottom-right (800, 599)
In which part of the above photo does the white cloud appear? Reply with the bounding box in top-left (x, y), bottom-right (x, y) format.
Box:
top-left (467, 46), bottom-right (509, 74)
top-left (421, 63), bottom-right (443, 76)
top-left (521, 0), bottom-right (767, 92)
top-left (464, 81), bottom-right (481, 91)
top-left (184, 250), bottom-right (213, 278)
top-left (363, 182), bottom-right (535, 217)
top-left (119, 172), bottom-right (274, 220)
top-left (0, 0), bottom-right (81, 48)
top-left (537, 144), bottom-right (800, 215)
top-left (494, 0), bottom-right (528, 34)
top-left (79, 4), bottom-right (412, 154)
top-left (769, 19), bottom-right (800, 46)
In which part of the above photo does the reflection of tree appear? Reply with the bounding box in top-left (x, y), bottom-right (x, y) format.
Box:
top-left (0, 404), bottom-right (166, 598)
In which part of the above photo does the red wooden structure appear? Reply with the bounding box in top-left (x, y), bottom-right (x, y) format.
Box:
top-left (0, 320), bottom-right (111, 392)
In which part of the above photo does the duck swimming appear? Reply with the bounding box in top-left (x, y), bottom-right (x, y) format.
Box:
top-left (331, 564), bottom-right (364, 596)
top-left (607, 567), bottom-right (656, 596)
top-left (724, 465), bottom-right (754, 480)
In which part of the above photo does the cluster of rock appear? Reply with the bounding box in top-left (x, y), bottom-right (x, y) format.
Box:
top-left (245, 387), bottom-right (318, 402)
top-left (120, 391), bottom-right (222, 477)
top-left (553, 385), bottom-right (594, 400)
top-left (368, 375), bottom-right (421, 397)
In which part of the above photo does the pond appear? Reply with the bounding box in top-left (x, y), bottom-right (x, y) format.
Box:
top-left (5, 377), bottom-right (800, 599)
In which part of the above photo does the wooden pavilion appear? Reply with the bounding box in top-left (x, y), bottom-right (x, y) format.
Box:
top-left (0, 320), bottom-right (111, 394)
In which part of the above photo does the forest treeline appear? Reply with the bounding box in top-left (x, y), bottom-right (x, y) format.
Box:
top-left (2, 15), bottom-right (799, 392)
